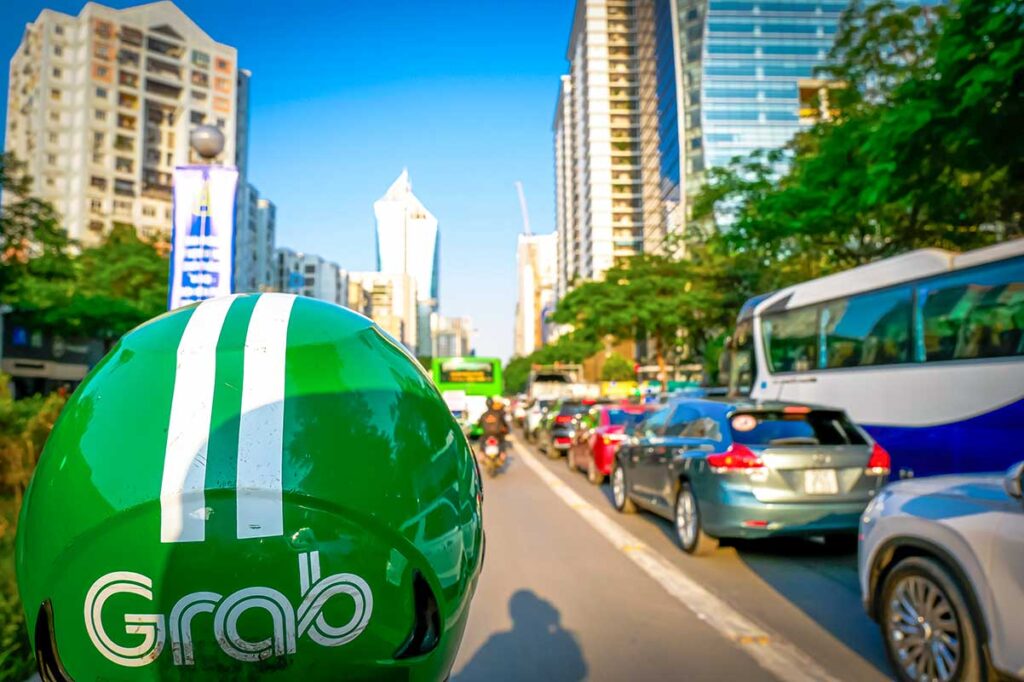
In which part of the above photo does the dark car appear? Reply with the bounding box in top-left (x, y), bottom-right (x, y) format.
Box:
top-left (612, 397), bottom-right (890, 555)
top-left (537, 399), bottom-right (593, 458)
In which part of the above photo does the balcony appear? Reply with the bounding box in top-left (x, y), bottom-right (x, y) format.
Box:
top-left (116, 114), bottom-right (137, 131)
top-left (147, 36), bottom-right (185, 59)
top-left (145, 78), bottom-right (182, 101)
top-left (114, 134), bottom-right (134, 152)
top-left (146, 57), bottom-right (182, 80)
top-left (113, 179), bottom-right (135, 197)
top-left (120, 26), bottom-right (143, 47)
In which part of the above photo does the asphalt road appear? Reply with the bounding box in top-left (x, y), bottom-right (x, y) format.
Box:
top-left (450, 434), bottom-right (893, 682)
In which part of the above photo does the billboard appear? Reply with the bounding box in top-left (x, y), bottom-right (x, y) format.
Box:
top-left (169, 165), bottom-right (238, 310)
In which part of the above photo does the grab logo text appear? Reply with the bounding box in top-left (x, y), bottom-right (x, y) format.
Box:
top-left (83, 551), bottom-right (373, 667)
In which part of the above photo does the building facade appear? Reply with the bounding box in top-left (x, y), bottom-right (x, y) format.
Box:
top-left (4, 1), bottom-right (240, 244)
top-left (554, 0), bottom-right (645, 298)
top-left (431, 314), bottom-right (475, 358)
top-left (373, 170), bottom-right (439, 356)
top-left (273, 248), bottom-right (341, 303)
top-left (347, 271), bottom-right (419, 353)
top-left (254, 198), bottom-right (276, 289)
top-left (514, 232), bottom-right (558, 357)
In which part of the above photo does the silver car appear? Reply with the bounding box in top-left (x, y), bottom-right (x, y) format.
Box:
top-left (859, 461), bottom-right (1024, 682)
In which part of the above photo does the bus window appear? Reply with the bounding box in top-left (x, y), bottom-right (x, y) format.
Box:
top-left (725, 320), bottom-right (754, 394)
top-left (918, 258), bottom-right (1024, 362)
top-left (762, 306), bottom-right (818, 372)
top-left (820, 287), bottom-right (912, 368)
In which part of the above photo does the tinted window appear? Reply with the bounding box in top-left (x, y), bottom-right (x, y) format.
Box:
top-left (762, 306), bottom-right (818, 372)
top-left (680, 417), bottom-right (723, 441)
top-left (607, 409), bottom-right (647, 426)
top-left (918, 258), bottom-right (1024, 361)
top-left (639, 408), bottom-right (670, 436)
top-left (558, 403), bottom-right (590, 416)
top-left (821, 287), bottom-right (912, 367)
top-left (730, 411), bottom-right (866, 446)
top-left (664, 406), bottom-right (701, 436)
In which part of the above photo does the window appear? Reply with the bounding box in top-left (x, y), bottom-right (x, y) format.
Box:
top-left (142, 205), bottom-right (156, 217)
top-left (664, 406), bottom-right (700, 436)
top-left (90, 198), bottom-right (103, 213)
top-left (681, 417), bottom-right (723, 442)
top-left (115, 157), bottom-right (133, 173)
top-left (46, 154), bottom-right (57, 165)
top-left (304, 264), bottom-right (317, 274)
top-left (639, 408), bottom-right (671, 437)
top-left (191, 70), bottom-right (209, 87)
top-left (49, 112), bottom-right (60, 122)
top-left (50, 88), bottom-right (61, 101)
top-left (90, 176), bottom-right (107, 190)
top-left (190, 111), bottom-right (205, 124)
top-left (48, 132), bottom-right (58, 143)
top-left (95, 109), bottom-right (107, 121)
top-left (96, 87), bottom-right (108, 99)
top-left (730, 410), bottom-right (866, 446)
top-left (191, 50), bottom-right (210, 68)
top-left (54, 46), bottom-right (63, 57)
top-left (918, 258), bottom-right (1024, 362)
top-left (55, 24), bottom-right (65, 35)
top-left (762, 306), bottom-right (818, 372)
top-left (605, 410), bottom-right (647, 428)
top-left (821, 288), bottom-right (912, 368)
top-left (52, 67), bottom-right (62, 78)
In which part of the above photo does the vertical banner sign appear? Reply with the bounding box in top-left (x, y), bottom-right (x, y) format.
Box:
top-left (169, 165), bottom-right (239, 310)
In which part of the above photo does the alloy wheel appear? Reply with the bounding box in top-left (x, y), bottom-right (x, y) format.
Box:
top-left (612, 466), bottom-right (625, 507)
top-left (675, 488), bottom-right (698, 549)
top-left (886, 575), bottom-right (961, 682)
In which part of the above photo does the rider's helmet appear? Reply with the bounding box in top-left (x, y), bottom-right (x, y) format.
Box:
top-left (490, 396), bottom-right (505, 411)
top-left (17, 294), bottom-right (483, 681)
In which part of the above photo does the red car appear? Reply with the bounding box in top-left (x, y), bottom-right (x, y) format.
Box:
top-left (566, 403), bottom-right (651, 484)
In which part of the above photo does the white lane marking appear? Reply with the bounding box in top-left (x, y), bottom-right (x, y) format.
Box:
top-left (161, 295), bottom-right (240, 543)
top-left (236, 293), bottom-right (296, 539)
top-left (511, 437), bottom-right (843, 682)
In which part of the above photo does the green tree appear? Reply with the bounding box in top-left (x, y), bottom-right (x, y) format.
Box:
top-left (600, 353), bottom-right (635, 381)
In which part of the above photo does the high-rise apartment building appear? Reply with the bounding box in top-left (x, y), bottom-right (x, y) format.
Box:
top-left (347, 271), bottom-right (419, 353)
top-left (254, 198), bottom-right (276, 289)
top-left (431, 314), bottom-right (474, 358)
top-left (4, 1), bottom-right (241, 244)
top-left (273, 248), bottom-right (342, 303)
top-left (514, 232), bottom-right (557, 357)
top-left (374, 170), bottom-right (439, 355)
top-left (554, 0), bottom-right (645, 297)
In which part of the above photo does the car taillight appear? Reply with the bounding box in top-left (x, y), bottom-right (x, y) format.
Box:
top-left (555, 415), bottom-right (573, 424)
top-left (485, 437), bottom-right (498, 446)
top-left (555, 436), bottom-right (572, 444)
top-left (866, 443), bottom-right (891, 476)
top-left (706, 444), bottom-right (763, 473)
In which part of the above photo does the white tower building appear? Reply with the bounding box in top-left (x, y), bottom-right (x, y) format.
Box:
top-left (373, 170), bottom-right (439, 356)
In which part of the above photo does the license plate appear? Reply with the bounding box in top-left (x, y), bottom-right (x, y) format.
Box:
top-left (804, 469), bottom-right (839, 494)
top-left (485, 445), bottom-right (499, 456)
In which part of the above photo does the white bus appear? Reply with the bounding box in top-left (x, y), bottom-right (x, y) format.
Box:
top-left (725, 239), bottom-right (1024, 478)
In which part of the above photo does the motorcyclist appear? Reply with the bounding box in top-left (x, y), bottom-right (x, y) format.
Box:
top-left (477, 396), bottom-right (510, 466)
top-left (16, 294), bottom-right (483, 681)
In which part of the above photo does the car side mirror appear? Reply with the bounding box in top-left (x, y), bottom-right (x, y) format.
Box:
top-left (1005, 461), bottom-right (1024, 500)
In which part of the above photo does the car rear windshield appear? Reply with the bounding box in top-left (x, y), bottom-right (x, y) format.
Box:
top-left (729, 410), bottom-right (866, 447)
top-left (607, 409), bottom-right (647, 426)
top-left (559, 403), bottom-right (589, 416)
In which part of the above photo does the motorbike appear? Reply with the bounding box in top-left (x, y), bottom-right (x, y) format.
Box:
top-left (479, 436), bottom-right (506, 478)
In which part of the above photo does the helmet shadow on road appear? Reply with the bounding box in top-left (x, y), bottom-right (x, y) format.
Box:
top-left (452, 590), bottom-right (587, 682)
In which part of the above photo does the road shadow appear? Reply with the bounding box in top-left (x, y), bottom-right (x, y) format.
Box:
top-left (453, 590), bottom-right (587, 682)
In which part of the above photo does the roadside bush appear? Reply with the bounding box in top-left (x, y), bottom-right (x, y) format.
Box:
top-left (0, 378), bottom-right (66, 681)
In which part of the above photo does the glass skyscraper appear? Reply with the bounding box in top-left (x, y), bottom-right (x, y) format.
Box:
top-left (640, 0), bottom-right (848, 244)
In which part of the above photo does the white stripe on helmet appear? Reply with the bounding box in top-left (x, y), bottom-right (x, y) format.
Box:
top-left (161, 295), bottom-right (239, 543)
top-left (236, 293), bottom-right (296, 539)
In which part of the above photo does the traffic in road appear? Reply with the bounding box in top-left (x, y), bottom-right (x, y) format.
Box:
top-left (453, 432), bottom-right (893, 682)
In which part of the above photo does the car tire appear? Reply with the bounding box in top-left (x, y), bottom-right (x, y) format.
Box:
top-left (879, 556), bottom-right (985, 682)
top-left (674, 483), bottom-right (718, 556)
top-left (587, 457), bottom-right (604, 485)
top-left (546, 441), bottom-right (561, 460)
top-left (611, 462), bottom-right (636, 513)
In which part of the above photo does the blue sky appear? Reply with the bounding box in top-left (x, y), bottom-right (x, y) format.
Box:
top-left (0, 0), bottom-right (575, 359)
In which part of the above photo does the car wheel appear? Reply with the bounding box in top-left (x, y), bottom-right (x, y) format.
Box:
top-left (611, 462), bottom-right (636, 513)
top-left (674, 483), bottom-right (718, 556)
top-left (546, 440), bottom-right (561, 460)
top-left (879, 556), bottom-right (984, 682)
top-left (587, 457), bottom-right (604, 485)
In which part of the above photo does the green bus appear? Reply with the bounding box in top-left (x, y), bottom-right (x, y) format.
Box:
top-left (431, 356), bottom-right (503, 437)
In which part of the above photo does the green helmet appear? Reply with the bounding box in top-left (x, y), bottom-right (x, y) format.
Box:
top-left (17, 294), bottom-right (483, 681)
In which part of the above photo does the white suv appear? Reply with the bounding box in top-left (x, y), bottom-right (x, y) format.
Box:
top-left (859, 461), bottom-right (1024, 681)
